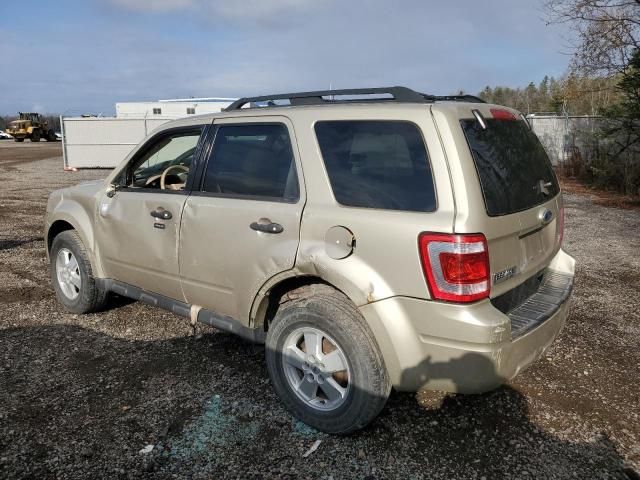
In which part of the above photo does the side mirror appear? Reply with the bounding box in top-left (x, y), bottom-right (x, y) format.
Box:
top-left (106, 183), bottom-right (122, 198)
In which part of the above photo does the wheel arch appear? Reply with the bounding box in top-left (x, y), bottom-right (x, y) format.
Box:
top-left (250, 263), bottom-right (383, 330)
top-left (46, 208), bottom-right (102, 277)
top-left (251, 273), bottom-right (336, 331)
top-left (47, 219), bottom-right (75, 253)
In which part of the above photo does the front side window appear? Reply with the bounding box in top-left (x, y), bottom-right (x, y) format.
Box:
top-left (315, 121), bottom-right (436, 212)
top-left (201, 124), bottom-right (299, 201)
top-left (127, 129), bottom-right (202, 190)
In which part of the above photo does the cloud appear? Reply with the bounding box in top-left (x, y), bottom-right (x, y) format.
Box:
top-left (208, 0), bottom-right (316, 20)
top-left (0, 0), bottom-right (572, 114)
top-left (107, 0), bottom-right (323, 22)
top-left (108, 0), bottom-right (194, 13)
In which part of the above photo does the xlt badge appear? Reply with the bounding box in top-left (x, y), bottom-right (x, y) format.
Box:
top-left (493, 266), bottom-right (517, 285)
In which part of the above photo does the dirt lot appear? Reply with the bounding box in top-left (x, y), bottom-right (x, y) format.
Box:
top-left (0, 142), bottom-right (639, 479)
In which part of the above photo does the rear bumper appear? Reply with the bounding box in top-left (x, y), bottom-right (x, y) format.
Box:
top-left (359, 248), bottom-right (575, 393)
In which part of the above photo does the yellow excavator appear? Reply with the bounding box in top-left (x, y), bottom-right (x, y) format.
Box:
top-left (6, 112), bottom-right (56, 142)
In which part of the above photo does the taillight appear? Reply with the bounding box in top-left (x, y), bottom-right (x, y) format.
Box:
top-left (558, 206), bottom-right (565, 245)
top-left (418, 233), bottom-right (490, 303)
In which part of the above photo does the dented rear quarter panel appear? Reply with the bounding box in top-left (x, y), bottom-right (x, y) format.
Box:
top-left (285, 104), bottom-right (456, 306)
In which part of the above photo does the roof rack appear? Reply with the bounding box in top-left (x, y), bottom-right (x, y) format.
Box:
top-left (432, 95), bottom-right (486, 103)
top-left (223, 86), bottom-right (485, 111)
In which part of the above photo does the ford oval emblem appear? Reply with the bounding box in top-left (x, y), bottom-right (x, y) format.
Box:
top-left (539, 208), bottom-right (553, 225)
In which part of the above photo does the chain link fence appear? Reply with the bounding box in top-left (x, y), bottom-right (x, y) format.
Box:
top-left (529, 114), bottom-right (639, 195)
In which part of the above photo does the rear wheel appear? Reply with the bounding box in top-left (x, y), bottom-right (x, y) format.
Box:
top-left (46, 129), bottom-right (56, 142)
top-left (30, 130), bottom-right (40, 142)
top-left (50, 230), bottom-right (108, 313)
top-left (14, 138), bottom-right (24, 142)
top-left (266, 284), bottom-right (391, 434)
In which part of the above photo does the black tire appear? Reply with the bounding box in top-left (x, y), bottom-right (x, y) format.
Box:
top-left (49, 230), bottom-right (108, 313)
top-left (46, 130), bottom-right (56, 142)
top-left (14, 138), bottom-right (24, 142)
top-left (266, 284), bottom-right (391, 434)
top-left (30, 130), bottom-right (40, 142)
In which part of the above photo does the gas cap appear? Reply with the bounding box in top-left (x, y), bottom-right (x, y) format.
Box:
top-left (325, 226), bottom-right (355, 259)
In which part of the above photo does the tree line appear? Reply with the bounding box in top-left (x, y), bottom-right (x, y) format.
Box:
top-left (476, 74), bottom-right (621, 116)
top-left (547, 0), bottom-right (639, 195)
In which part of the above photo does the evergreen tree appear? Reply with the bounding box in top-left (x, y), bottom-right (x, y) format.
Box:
top-left (603, 48), bottom-right (640, 159)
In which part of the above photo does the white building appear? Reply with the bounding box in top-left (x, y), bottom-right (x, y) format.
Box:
top-left (115, 97), bottom-right (236, 118)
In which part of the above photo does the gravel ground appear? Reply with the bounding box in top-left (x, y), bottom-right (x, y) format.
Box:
top-left (0, 142), bottom-right (639, 479)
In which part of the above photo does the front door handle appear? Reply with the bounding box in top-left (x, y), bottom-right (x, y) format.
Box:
top-left (250, 219), bottom-right (283, 234)
top-left (150, 207), bottom-right (172, 220)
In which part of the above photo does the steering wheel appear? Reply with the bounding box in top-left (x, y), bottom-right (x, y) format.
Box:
top-left (160, 165), bottom-right (189, 190)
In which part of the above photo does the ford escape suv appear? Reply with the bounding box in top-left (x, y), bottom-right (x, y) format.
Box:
top-left (45, 87), bottom-right (575, 434)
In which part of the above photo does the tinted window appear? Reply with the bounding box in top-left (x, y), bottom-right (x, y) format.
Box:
top-left (461, 118), bottom-right (559, 216)
top-left (202, 124), bottom-right (299, 201)
top-left (315, 121), bottom-right (436, 212)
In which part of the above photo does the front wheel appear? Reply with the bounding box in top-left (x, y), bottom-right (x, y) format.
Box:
top-left (50, 230), bottom-right (108, 313)
top-left (14, 138), bottom-right (24, 142)
top-left (266, 284), bottom-right (391, 434)
top-left (30, 130), bottom-right (40, 142)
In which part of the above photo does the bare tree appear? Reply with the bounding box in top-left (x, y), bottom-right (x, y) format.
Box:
top-left (545, 2), bottom-right (640, 195)
top-left (545, 0), bottom-right (640, 76)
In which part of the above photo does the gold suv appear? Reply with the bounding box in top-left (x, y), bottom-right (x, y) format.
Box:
top-left (45, 87), bottom-right (575, 433)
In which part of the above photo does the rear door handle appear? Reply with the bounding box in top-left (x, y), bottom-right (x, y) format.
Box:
top-left (250, 220), bottom-right (283, 234)
top-left (150, 208), bottom-right (172, 220)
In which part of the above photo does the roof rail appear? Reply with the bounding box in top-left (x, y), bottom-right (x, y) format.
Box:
top-left (223, 87), bottom-right (486, 111)
top-left (432, 95), bottom-right (486, 103)
top-left (224, 86), bottom-right (433, 111)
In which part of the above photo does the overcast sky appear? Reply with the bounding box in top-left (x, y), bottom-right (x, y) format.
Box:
top-left (0, 0), bottom-right (572, 115)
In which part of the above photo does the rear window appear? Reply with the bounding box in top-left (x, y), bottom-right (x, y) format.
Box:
top-left (315, 121), bottom-right (436, 212)
top-left (461, 117), bottom-right (559, 216)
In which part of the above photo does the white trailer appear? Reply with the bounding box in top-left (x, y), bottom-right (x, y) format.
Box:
top-left (62, 98), bottom-right (235, 169)
top-left (61, 116), bottom-right (174, 169)
top-left (115, 98), bottom-right (234, 118)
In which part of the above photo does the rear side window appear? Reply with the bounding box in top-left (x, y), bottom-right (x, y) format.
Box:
top-left (202, 124), bottom-right (299, 201)
top-left (461, 118), bottom-right (559, 216)
top-left (315, 121), bottom-right (436, 212)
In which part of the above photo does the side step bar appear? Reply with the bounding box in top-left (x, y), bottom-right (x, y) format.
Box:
top-left (97, 279), bottom-right (266, 343)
